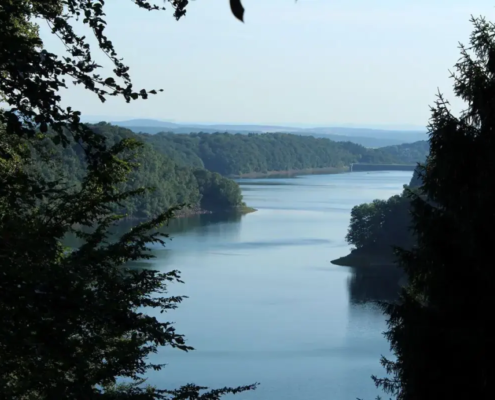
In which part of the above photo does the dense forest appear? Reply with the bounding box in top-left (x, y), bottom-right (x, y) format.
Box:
top-left (138, 130), bottom-right (428, 177)
top-left (378, 140), bottom-right (429, 164)
top-left (32, 121), bottom-right (429, 225)
top-left (34, 124), bottom-right (247, 219)
top-left (345, 190), bottom-right (414, 256)
top-left (28, 122), bottom-right (429, 220)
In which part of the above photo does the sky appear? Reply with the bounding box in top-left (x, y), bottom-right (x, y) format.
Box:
top-left (37, 0), bottom-right (495, 128)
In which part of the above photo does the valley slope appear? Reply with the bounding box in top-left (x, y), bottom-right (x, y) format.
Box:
top-left (39, 122), bottom-right (428, 220)
top-left (104, 119), bottom-right (427, 148)
top-left (137, 130), bottom-right (429, 178)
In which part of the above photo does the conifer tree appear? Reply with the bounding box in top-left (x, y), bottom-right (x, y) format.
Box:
top-left (373, 15), bottom-right (495, 400)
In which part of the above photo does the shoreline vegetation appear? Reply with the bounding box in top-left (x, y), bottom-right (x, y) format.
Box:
top-left (38, 122), bottom-right (428, 224)
top-left (233, 162), bottom-right (421, 179)
top-left (1, 3), bottom-right (264, 397)
top-left (172, 204), bottom-right (257, 219)
top-left (37, 123), bottom-right (428, 223)
top-left (139, 129), bottom-right (429, 177)
top-left (110, 202), bottom-right (257, 222)
top-left (331, 249), bottom-right (397, 268)
top-left (37, 124), bottom-right (251, 220)
top-left (331, 168), bottom-right (421, 268)
top-left (233, 166), bottom-right (349, 179)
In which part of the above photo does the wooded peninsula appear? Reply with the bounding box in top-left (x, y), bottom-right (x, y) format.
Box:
top-left (332, 169), bottom-right (422, 267)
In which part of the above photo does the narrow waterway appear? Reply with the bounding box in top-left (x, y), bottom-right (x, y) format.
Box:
top-left (143, 171), bottom-right (412, 400)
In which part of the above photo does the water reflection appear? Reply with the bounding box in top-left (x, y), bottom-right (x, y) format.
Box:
top-left (165, 212), bottom-right (243, 235)
top-left (347, 265), bottom-right (405, 305)
top-left (59, 171), bottom-right (413, 400)
top-left (237, 180), bottom-right (299, 186)
top-left (64, 211), bottom-right (244, 253)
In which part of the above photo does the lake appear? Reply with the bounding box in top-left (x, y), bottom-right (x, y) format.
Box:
top-left (143, 171), bottom-right (413, 400)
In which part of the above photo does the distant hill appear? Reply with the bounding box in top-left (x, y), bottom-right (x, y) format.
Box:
top-left (292, 132), bottom-right (416, 148)
top-left (378, 140), bottom-right (429, 164)
top-left (115, 119), bottom-right (180, 128)
top-left (107, 119), bottom-right (427, 148)
top-left (301, 127), bottom-right (426, 144)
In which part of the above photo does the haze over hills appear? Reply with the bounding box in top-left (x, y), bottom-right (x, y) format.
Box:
top-left (87, 118), bottom-right (428, 148)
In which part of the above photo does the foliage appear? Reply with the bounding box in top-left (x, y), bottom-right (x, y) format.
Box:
top-left (1, 126), bottom-right (175, 398)
top-left (35, 123), bottom-right (246, 218)
top-left (141, 132), bottom-right (414, 176)
top-left (345, 169), bottom-right (422, 257)
top-left (373, 15), bottom-right (495, 400)
top-left (378, 141), bottom-right (429, 164)
top-left (0, 0), bottom-right (190, 143)
top-left (345, 190), bottom-right (414, 255)
top-left (0, 1), bottom-right (41, 102)
top-left (193, 168), bottom-right (247, 211)
top-left (346, 199), bottom-right (388, 250)
top-left (408, 167), bottom-right (422, 188)
top-left (0, 125), bottom-right (256, 399)
top-left (0, 1), bottom-right (255, 399)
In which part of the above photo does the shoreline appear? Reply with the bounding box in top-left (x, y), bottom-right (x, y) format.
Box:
top-left (124, 205), bottom-right (257, 221)
top-left (230, 163), bottom-right (416, 179)
top-left (231, 166), bottom-right (350, 179)
top-left (331, 251), bottom-right (397, 268)
top-left (175, 205), bottom-right (257, 218)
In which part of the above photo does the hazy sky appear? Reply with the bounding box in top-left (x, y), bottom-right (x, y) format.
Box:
top-left (38, 0), bottom-right (495, 127)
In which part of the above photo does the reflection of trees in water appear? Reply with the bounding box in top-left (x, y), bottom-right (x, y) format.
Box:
top-left (65, 213), bottom-right (244, 273)
top-left (64, 212), bottom-right (243, 249)
top-left (348, 265), bottom-right (405, 305)
top-left (165, 212), bottom-right (242, 235)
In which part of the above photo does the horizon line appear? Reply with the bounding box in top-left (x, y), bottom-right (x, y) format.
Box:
top-left (80, 116), bottom-right (427, 132)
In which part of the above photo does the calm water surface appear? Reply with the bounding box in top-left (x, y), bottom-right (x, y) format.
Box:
top-left (144, 171), bottom-right (413, 400)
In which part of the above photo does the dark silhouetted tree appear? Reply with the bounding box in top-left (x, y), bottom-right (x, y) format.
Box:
top-left (373, 15), bottom-right (495, 400)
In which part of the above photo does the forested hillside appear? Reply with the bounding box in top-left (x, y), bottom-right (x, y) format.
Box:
top-left (378, 140), bottom-right (429, 164)
top-left (139, 131), bottom-right (420, 177)
top-left (114, 119), bottom-right (427, 147)
top-left (34, 123), bottom-right (246, 219)
top-left (30, 122), bottom-right (428, 220)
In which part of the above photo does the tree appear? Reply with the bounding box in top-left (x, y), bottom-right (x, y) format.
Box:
top-left (0, 1), bottom-right (256, 398)
top-left (0, 2), bottom-right (40, 102)
top-left (372, 15), bottom-right (495, 400)
top-left (345, 193), bottom-right (414, 258)
top-left (346, 201), bottom-right (387, 250)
